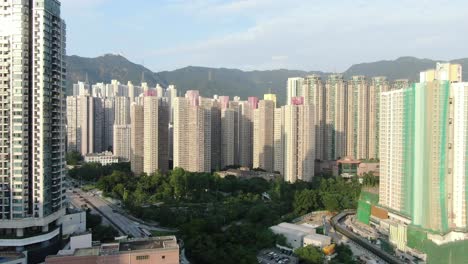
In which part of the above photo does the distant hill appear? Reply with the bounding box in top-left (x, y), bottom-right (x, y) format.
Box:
top-left (66, 54), bottom-right (165, 88)
top-left (66, 54), bottom-right (468, 105)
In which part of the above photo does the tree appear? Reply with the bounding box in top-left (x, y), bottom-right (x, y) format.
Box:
top-left (170, 167), bottom-right (187, 199)
top-left (293, 189), bottom-right (320, 215)
top-left (330, 244), bottom-right (357, 264)
top-left (92, 225), bottom-right (119, 242)
top-left (86, 210), bottom-right (102, 229)
top-left (294, 245), bottom-right (324, 264)
top-left (362, 172), bottom-right (379, 186)
top-left (66, 151), bottom-right (83, 165)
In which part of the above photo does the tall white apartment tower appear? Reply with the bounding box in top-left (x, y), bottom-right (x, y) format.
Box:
top-left (0, 0), bottom-right (67, 244)
top-left (282, 102), bottom-right (315, 182)
top-left (287, 77), bottom-right (304, 105)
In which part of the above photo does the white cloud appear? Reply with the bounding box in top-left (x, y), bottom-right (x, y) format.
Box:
top-left (63, 0), bottom-right (468, 71)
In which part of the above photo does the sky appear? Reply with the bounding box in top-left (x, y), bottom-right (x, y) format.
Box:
top-left (61, 0), bottom-right (468, 72)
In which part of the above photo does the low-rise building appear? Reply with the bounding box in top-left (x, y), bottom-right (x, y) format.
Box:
top-left (337, 156), bottom-right (361, 178)
top-left (84, 151), bottom-right (120, 166)
top-left (303, 233), bottom-right (331, 248)
top-left (270, 222), bottom-right (325, 249)
top-left (45, 236), bottom-right (179, 264)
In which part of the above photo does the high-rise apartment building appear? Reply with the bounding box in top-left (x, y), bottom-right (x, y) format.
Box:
top-left (263, 93), bottom-right (277, 107)
top-left (273, 108), bottom-right (284, 174)
top-left (324, 74), bottom-right (347, 160)
top-left (287, 77), bottom-right (304, 105)
top-left (237, 99), bottom-right (256, 168)
top-left (130, 103), bottom-right (144, 175)
top-left (392, 79), bottom-right (410, 90)
top-left (166, 85), bottom-right (177, 161)
top-left (114, 96), bottom-right (131, 125)
top-left (0, 0), bottom-right (67, 247)
top-left (113, 96), bottom-right (131, 160)
top-left (346, 76), bottom-right (369, 159)
top-left (72, 81), bottom-right (90, 96)
top-left (200, 97), bottom-right (220, 171)
top-left (66, 96), bottom-right (103, 155)
top-left (220, 98), bottom-right (236, 169)
top-left (113, 125), bottom-right (131, 161)
top-left (102, 97), bottom-right (115, 151)
top-left (253, 99), bottom-right (275, 172)
top-left (282, 102), bottom-right (315, 182)
top-left (368, 77), bottom-right (389, 159)
top-left (303, 75), bottom-right (325, 160)
top-left (380, 63), bottom-right (468, 238)
top-left (173, 93), bottom-right (212, 172)
top-left (143, 96), bottom-right (169, 174)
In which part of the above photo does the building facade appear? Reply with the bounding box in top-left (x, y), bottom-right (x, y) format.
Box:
top-left (0, 0), bottom-right (67, 248)
top-left (379, 63), bottom-right (468, 238)
top-left (282, 102), bottom-right (315, 182)
top-left (253, 100), bottom-right (275, 172)
top-left (173, 93), bottom-right (212, 172)
top-left (130, 103), bottom-right (144, 175)
top-left (143, 96), bottom-right (169, 174)
top-left (325, 74), bottom-right (347, 160)
top-left (303, 75), bottom-right (325, 160)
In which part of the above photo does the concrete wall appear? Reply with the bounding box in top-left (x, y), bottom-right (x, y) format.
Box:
top-left (70, 233), bottom-right (92, 251)
top-left (58, 211), bottom-right (86, 236)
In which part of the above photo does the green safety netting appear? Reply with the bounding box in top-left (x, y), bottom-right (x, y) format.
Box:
top-left (356, 191), bottom-right (379, 224)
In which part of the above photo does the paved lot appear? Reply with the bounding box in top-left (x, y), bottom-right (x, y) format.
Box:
top-left (257, 248), bottom-right (298, 264)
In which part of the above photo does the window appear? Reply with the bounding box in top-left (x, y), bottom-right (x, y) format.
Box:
top-left (136, 255), bottom-right (149, 260)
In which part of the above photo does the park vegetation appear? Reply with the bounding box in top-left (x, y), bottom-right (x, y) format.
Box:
top-left (70, 164), bottom-right (362, 264)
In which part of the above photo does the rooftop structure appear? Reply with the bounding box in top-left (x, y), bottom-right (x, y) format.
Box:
top-left (84, 151), bottom-right (120, 166)
top-left (46, 236), bottom-right (179, 264)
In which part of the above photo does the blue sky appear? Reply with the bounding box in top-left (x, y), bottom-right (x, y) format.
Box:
top-left (61, 0), bottom-right (468, 72)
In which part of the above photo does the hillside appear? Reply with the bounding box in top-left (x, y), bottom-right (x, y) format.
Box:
top-left (66, 55), bottom-right (468, 104)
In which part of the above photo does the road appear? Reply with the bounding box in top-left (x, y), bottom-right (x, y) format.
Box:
top-left (68, 190), bottom-right (114, 228)
top-left (74, 188), bottom-right (144, 238)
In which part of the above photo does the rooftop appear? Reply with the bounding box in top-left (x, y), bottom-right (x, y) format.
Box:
top-left (49, 236), bottom-right (179, 259)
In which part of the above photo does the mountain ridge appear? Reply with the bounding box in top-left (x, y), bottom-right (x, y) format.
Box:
top-left (66, 54), bottom-right (468, 104)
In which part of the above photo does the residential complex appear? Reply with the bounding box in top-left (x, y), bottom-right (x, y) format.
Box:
top-left (68, 72), bottom-right (421, 184)
top-left (350, 63), bottom-right (468, 262)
